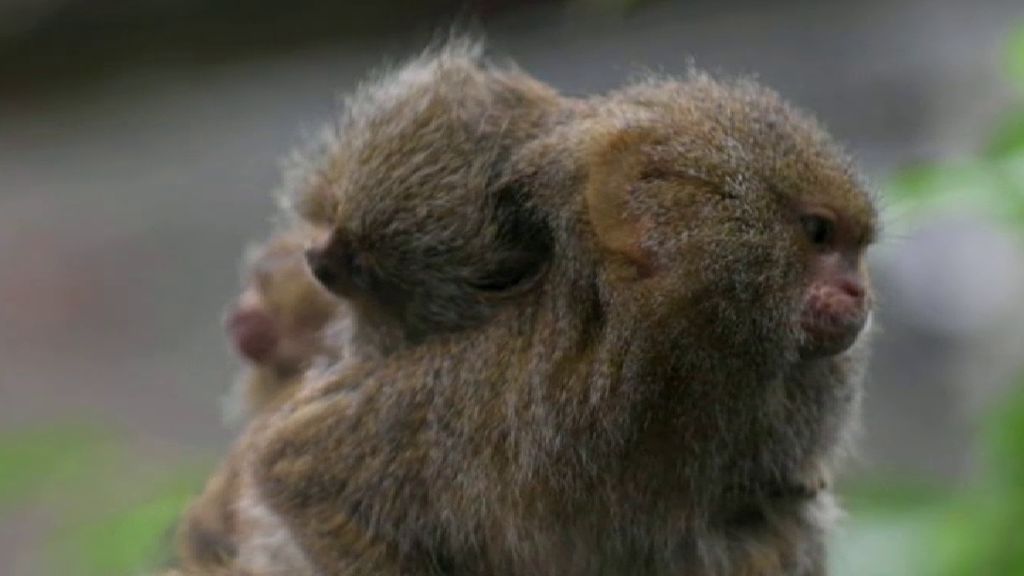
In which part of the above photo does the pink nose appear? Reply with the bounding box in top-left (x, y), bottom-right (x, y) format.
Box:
top-left (228, 307), bottom-right (279, 362)
top-left (837, 277), bottom-right (865, 301)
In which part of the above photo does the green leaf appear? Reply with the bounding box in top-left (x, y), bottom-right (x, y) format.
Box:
top-left (0, 424), bottom-right (113, 508)
top-left (49, 471), bottom-right (205, 576)
top-left (883, 154), bottom-right (1024, 234)
top-left (986, 381), bottom-right (1024, 494)
top-left (987, 108), bottom-right (1024, 158)
top-left (886, 162), bottom-right (1000, 203)
top-left (1006, 25), bottom-right (1024, 87)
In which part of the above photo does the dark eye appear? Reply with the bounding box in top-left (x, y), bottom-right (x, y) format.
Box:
top-left (800, 214), bottom-right (835, 246)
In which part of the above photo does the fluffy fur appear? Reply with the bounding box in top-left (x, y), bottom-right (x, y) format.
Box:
top-left (174, 40), bottom-right (877, 576)
top-left (174, 40), bottom-right (566, 576)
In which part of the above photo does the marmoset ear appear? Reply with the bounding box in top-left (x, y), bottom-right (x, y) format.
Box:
top-left (467, 183), bottom-right (553, 297)
top-left (582, 126), bottom-right (657, 278)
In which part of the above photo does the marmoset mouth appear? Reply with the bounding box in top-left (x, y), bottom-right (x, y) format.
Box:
top-left (798, 288), bottom-right (870, 358)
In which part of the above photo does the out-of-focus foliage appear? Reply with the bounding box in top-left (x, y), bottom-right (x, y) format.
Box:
top-left (936, 383), bottom-right (1024, 576)
top-left (0, 425), bottom-right (113, 509)
top-left (833, 25), bottom-right (1024, 576)
top-left (1007, 26), bottom-right (1024, 89)
top-left (886, 158), bottom-right (1024, 227)
top-left (0, 425), bottom-right (207, 576)
top-left (886, 25), bottom-right (1024, 229)
top-left (49, 471), bottom-right (202, 576)
top-left (989, 26), bottom-right (1024, 161)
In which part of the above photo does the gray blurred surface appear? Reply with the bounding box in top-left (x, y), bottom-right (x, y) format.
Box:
top-left (2, 3), bottom-right (1024, 570)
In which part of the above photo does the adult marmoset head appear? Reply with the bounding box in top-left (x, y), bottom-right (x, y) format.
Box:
top-left (581, 75), bottom-right (876, 364)
top-left (563, 75), bottom-right (878, 497)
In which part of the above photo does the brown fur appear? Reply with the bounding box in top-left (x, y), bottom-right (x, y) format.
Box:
top-left (176, 41), bottom-right (877, 576)
top-left (173, 40), bottom-right (566, 576)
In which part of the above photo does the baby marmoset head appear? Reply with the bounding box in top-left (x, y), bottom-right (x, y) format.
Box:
top-left (221, 42), bottom-right (569, 424)
top-left (223, 226), bottom-right (363, 423)
top-left (289, 41), bottom-right (565, 349)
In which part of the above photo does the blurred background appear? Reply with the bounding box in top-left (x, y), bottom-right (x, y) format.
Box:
top-left (2, 0), bottom-right (1023, 574)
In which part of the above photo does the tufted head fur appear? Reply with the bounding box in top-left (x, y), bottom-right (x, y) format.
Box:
top-left (286, 40), bottom-right (565, 350)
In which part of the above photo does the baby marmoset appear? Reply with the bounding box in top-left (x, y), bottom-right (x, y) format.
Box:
top-left (178, 41), bottom-right (877, 576)
top-left (224, 228), bottom-right (345, 420)
top-left (175, 227), bottom-right (344, 571)
top-left (173, 41), bottom-right (565, 576)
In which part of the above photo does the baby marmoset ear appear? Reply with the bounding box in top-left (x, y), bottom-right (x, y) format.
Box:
top-left (466, 182), bottom-right (553, 297)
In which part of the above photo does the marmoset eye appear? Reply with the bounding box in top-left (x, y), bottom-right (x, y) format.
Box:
top-left (800, 214), bottom-right (836, 246)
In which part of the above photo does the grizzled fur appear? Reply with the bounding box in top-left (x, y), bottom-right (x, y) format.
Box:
top-left (287, 39), bottom-right (564, 354)
top-left (173, 41), bottom-right (877, 576)
top-left (173, 41), bottom-right (566, 576)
